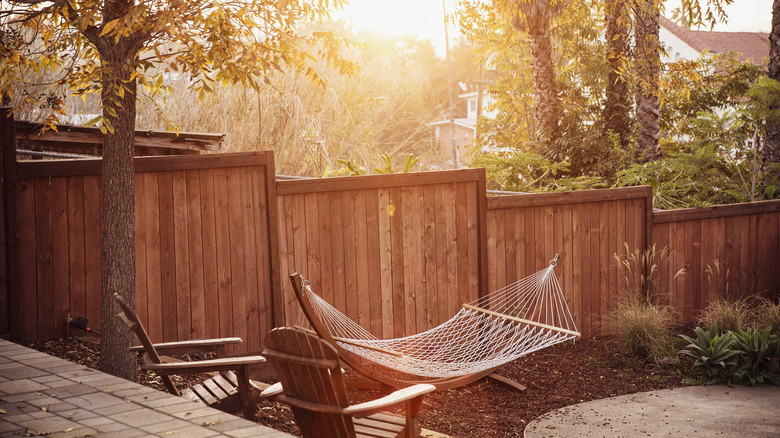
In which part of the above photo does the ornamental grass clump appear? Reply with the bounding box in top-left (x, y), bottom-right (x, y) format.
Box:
top-left (611, 245), bottom-right (683, 361)
top-left (754, 298), bottom-right (780, 336)
top-left (696, 259), bottom-right (757, 333)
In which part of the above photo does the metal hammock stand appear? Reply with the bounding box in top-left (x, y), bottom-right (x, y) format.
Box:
top-left (288, 255), bottom-right (580, 391)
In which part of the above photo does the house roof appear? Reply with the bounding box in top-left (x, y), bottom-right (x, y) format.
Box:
top-left (659, 15), bottom-right (769, 63)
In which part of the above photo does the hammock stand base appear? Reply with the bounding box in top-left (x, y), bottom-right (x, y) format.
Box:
top-left (288, 273), bottom-right (527, 391)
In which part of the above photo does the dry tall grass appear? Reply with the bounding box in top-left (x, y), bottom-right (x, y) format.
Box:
top-left (611, 244), bottom-right (685, 361)
top-left (697, 259), bottom-right (758, 333)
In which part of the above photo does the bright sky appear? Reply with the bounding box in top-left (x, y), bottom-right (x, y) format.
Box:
top-left (336, 0), bottom-right (772, 58)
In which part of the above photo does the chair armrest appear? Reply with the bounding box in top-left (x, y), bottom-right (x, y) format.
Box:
top-left (141, 355), bottom-right (265, 375)
top-left (129, 337), bottom-right (243, 355)
top-left (260, 382), bottom-right (284, 398)
top-left (344, 384), bottom-right (435, 417)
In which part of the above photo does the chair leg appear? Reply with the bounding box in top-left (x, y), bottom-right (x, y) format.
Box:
top-left (403, 395), bottom-right (425, 438)
top-left (235, 365), bottom-right (258, 419)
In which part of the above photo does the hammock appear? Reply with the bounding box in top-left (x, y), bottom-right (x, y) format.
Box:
top-left (290, 255), bottom-right (580, 390)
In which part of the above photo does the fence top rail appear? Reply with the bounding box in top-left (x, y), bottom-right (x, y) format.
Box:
top-left (653, 199), bottom-right (780, 223)
top-left (16, 151), bottom-right (274, 178)
top-left (276, 168), bottom-right (484, 195)
top-left (486, 185), bottom-right (652, 209)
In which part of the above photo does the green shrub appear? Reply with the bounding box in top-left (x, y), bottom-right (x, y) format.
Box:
top-left (731, 326), bottom-right (780, 386)
top-left (679, 322), bottom-right (739, 381)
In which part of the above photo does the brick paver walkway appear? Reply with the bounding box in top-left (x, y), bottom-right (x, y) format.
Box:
top-left (0, 339), bottom-right (291, 437)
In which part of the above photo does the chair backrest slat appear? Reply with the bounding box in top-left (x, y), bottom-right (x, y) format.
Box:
top-left (264, 327), bottom-right (355, 438)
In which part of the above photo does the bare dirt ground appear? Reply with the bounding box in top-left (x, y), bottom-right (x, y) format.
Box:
top-left (21, 334), bottom-right (697, 438)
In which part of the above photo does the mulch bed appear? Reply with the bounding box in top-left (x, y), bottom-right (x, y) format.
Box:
top-left (20, 334), bottom-right (698, 437)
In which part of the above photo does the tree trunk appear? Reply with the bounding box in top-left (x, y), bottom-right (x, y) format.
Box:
top-left (634, 0), bottom-right (660, 161)
top-left (603, 0), bottom-right (631, 149)
top-left (526, 18), bottom-right (560, 145)
top-left (764, 0), bottom-right (780, 163)
top-left (98, 49), bottom-right (138, 381)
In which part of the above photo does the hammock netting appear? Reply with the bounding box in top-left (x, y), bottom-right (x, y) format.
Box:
top-left (296, 257), bottom-right (580, 379)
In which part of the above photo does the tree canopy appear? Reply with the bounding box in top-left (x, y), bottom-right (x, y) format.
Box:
top-left (1, 0), bottom-right (357, 379)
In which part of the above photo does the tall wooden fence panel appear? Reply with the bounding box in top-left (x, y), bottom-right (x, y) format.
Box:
top-left (653, 202), bottom-right (780, 322)
top-left (486, 187), bottom-right (653, 338)
top-left (276, 169), bottom-right (488, 339)
top-left (9, 152), bottom-right (279, 353)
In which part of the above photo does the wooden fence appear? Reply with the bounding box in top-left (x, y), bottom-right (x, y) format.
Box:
top-left (3, 143), bottom-right (279, 353)
top-left (276, 170), bottom-right (487, 339)
top-left (655, 202), bottom-right (780, 322)
top-left (485, 187), bottom-right (652, 338)
top-left (2, 114), bottom-right (779, 344)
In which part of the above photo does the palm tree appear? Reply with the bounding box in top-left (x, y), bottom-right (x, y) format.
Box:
top-left (765, 0), bottom-right (780, 164)
top-left (603, 0), bottom-right (632, 149)
top-left (634, 0), bottom-right (661, 161)
top-left (504, 0), bottom-right (564, 147)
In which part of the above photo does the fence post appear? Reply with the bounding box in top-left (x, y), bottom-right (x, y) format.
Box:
top-left (1, 109), bottom-right (19, 338)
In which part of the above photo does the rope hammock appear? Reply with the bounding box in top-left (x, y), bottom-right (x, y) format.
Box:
top-left (292, 255), bottom-right (580, 381)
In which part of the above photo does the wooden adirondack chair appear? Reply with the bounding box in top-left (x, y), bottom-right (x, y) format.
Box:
top-left (114, 293), bottom-right (266, 418)
top-left (261, 327), bottom-right (436, 438)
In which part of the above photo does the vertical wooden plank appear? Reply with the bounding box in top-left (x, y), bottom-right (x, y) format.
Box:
top-left (683, 220), bottom-right (694, 322)
top-left (199, 168), bottom-right (220, 339)
top-left (444, 183), bottom-right (458, 318)
top-left (67, 177), bottom-right (86, 329)
top-left (134, 173), bottom-right (148, 328)
top-left (573, 203), bottom-right (588, 338)
top-left (377, 188), bottom-right (393, 339)
top-left (365, 189), bottom-right (383, 336)
top-left (186, 169), bottom-right (206, 341)
top-left (412, 186), bottom-right (427, 334)
top-left (34, 178), bottom-right (54, 339)
top-left (534, 207), bottom-right (545, 270)
top-left (354, 190), bottom-right (370, 330)
top-left (213, 168), bottom-right (233, 344)
top-left (433, 185), bottom-right (448, 325)
top-left (589, 203), bottom-right (601, 336)
top-left (724, 216), bottom-right (735, 299)
top-left (342, 190), bottom-right (359, 328)
top-left (303, 192), bottom-right (322, 306)
top-left (455, 182), bottom-right (471, 309)
top-left (486, 210), bottom-right (498, 296)
top-left (422, 185), bottom-right (437, 330)
top-left (400, 186), bottom-right (416, 335)
top-left (143, 172), bottom-right (163, 341)
top-left (562, 204), bottom-right (574, 330)
top-left (389, 187), bottom-right (405, 337)
top-left (503, 208), bottom-right (517, 289)
top-left (239, 166), bottom-right (259, 352)
top-left (737, 214), bottom-right (750, 296)
top-left (157, 171), bottom-right (177, 342)
top-left (607, 201), bottom-right (618, 322)
top-left (82, 176), bottom-right (101, 331)
top-left (278, 194), bottom-right (295, 326)
top-left (699, 218), bottom-right (712, 307)
top-left (598, 202), bottom-right (610, 335)
top-left (172, 171), bottom-right (191, 340)
top-left (226, 169), bottom-right (247, 349)
top-left (329, 191), bottom-right (347, 316)
top-left (691, 219), bottom-right (702, 318)
top-left (17, 179), bottom-right (37, 340)
top-left (316, 192), bottom-right (333, 307)
top-left (675, 220), bottom-right (687, 317)
top-left (468, 181), bottom-right (481, 303)
top-left (251, 166), bottom-right (272, 344)
top-left (50, 177), bottom-right (69, 339)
